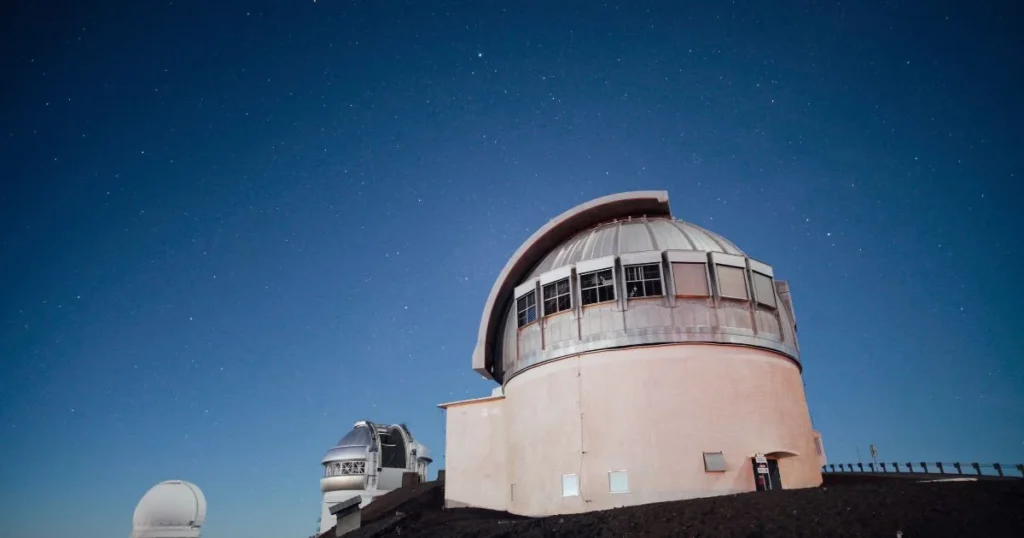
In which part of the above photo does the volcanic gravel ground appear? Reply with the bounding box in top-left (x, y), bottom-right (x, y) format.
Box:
top-left (336, 478), bottom-right (1023, 538)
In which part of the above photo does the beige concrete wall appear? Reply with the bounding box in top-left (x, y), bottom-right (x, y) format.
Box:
top-left (500, 344), bottom-right (821, 516)
top-left (443, 397), bottom-right (508, 511)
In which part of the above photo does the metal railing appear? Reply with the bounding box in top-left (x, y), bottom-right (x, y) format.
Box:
top-left (823, 461), bottom-right (1024, 478)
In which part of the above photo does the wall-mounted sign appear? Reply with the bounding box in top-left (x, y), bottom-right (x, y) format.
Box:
top-left (755, 454), bottom-right (767, 464)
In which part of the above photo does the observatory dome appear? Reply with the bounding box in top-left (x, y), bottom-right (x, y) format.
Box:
top-left (131, 480), bottom-right (206, 538)
top-left (472, 190), bottom-right (799, 383)
top-left (442, 190), bottom-right (823, 518)
top-left (322, 422), bottom-right (375, 464)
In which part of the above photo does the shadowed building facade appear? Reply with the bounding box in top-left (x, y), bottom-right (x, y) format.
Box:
top-left (440, 191), bottom-right (825, 516)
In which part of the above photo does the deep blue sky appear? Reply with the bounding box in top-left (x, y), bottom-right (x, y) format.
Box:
top-left (1, 1), bottom-right (1021, 537)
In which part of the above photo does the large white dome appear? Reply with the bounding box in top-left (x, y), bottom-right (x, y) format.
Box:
top-left (131, 480), bottom-right (206, 538)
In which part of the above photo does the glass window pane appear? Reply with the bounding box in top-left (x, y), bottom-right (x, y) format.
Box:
top-left (597, 269), bottom-right (613, 286)
top-left (544, 298), bottom-right (557, 314)
top-left (625, 266), bottom-right (640, 281)
top-left (543, 283), bottom-right (556, 300)
top-left (527, 306), bottom-right (536, 323)
top-left (752, 272), bottom-right (777, 307)
top-left (627, 283), bottom-right (642, 297)
top-left (582, 288), bottom-right (597, 305)
top-left (562, 474), bottom-right (579, 497)
top-left (717, 265), bottom-right (749, 300)
top-left (673, 263), bottom-right (709, 297)
top-left (644, 280), bottom-right (662, 296)
top-left (642, 264), bottom-right (660, 280)
top-left (581, 272), bottom-right (597, 288)
top-left (598, 285), bottom-right (614, 303)
top-left (556, 278), bottom-right (570, 295)
top-left (557, 294), bottom-right (571, 311)
top-left (609, 470), bottom-right (629, 493)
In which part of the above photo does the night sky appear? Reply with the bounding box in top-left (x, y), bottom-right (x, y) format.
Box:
top-left (2, 1), bottom-right (1022, 537)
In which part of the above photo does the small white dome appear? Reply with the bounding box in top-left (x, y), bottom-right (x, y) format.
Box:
top-left (131, 480), bottom-right (206, 538)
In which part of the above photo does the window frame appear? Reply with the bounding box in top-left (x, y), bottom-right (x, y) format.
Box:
top-left (751, 270), bottom-right (777, 308)
top-left (542, 277), bottom-right (573, 316)
top-left (623, 262), bottom-right (664, 299)
top-left (516, 289), bottom-right (538, 328)
top-left (671, 261), bottom-right (711, 298)
top-left (579, 267), bottom-right (616, 306)
top-left (715, 264), bottom-right (749, 301)
top-left (561, 473), bottom-right (580, 497)
top-left (608, 470), bottom-right (630, 494)
top-left (703, 451), bottom-right (727, 473)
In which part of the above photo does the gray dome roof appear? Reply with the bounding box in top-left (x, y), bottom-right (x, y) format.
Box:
top-left (322, 423), bottom-right (376, 463)
top-left (526, 217), bottom-right (744, 279)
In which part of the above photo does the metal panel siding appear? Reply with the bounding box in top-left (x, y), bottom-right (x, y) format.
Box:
top-left (748, 259), bottom-right (774, 277)
top-left (502, 312), bottom-right (519, 374)
top-left (623, 300), bottom-right (671, 331)
top-left (518, 322), bottom-right (542, 364)
top-left (618, 222), bottom-right (655, 253)
top-left (543, 313), bottom-right (577, 350)
top-left (576, 255), bottom-right (616, 275)
top-left (579, 305), bottom-right (624, 341)
top-left (590, 224), bottom-right (619, 259)
top-left (711, 252), bottom-right (747, 268)
top-left (717, 303), bottom-right (754, 333)
top-left (539, 265), bottom-right (574, 286)
top-left (704, 229), bottom-right (744, 255)
top-left (675, 221), bottom-right (722, 252)
top-left (647, 218), bottom-right (694, 250)
top-left (672, 298), bottom-right (716, 330)
top-left (514, 280), bottom-right (537, 299)
top-left (666, 250), bottom-right (709, 263)
top-left (619, 251), bottom-right (662, 266)
top-left (755, 309), bottom-right (782, 340)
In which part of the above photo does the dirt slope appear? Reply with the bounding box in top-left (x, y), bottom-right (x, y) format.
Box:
top-left (330, 478), bottom-right (1023, 538)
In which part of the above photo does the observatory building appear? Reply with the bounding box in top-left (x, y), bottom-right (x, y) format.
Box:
top-left (440, 191), bottom-right (826, 516)
top-left (131, 480), bottom-right (206, 538)
top-left (318, 420), bottom-right (432, 534)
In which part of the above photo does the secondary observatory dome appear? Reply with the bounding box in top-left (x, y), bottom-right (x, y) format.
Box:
top-left (131, 480), bottom-right (206, 538)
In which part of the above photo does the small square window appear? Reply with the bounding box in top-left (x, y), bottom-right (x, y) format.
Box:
top-left (580, 268), bottom-right (615, 305)
top-left (625, 263), bottom-right (663, 298)
top-left (703, 451), bottom-right (727, 472)
top-left (516, 291), bottom-right (537, 327)
top-left (608, 470), bottom-right (629, 494)
top-left (752, 271), bottom-right (777, 308)
top-left (543, 278), bottom-right (573, 316)
top-left (672, 262), bottom-right (710, 297)
top-left (561, 474), bottom-right (579, 497)
top-left (716, 265), bottom-right (749, 300)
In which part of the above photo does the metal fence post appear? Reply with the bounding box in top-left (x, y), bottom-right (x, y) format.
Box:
top-left (906, 462), bottom-right (913, 473)
top-left (880, 462), bottom-right (887, 472)
top-left (936, 462), bottom-right (944, 474)
top-left (953, 462), bottom-right (962, 475)
top-left (857, 463), bottom-right (864, 472)
top-left (920, 462), bottom-right (928, 473)
top-left (1016, 464), bottom-right (1023, 478)
top-left (869, 463), bottom-right (875, 472)
top-left (971, 462), bottom-right (981, 476)
top-left (993, 463), bottom-right (1003, 477)
top-left (893, 462), bottom-right (900, 473)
